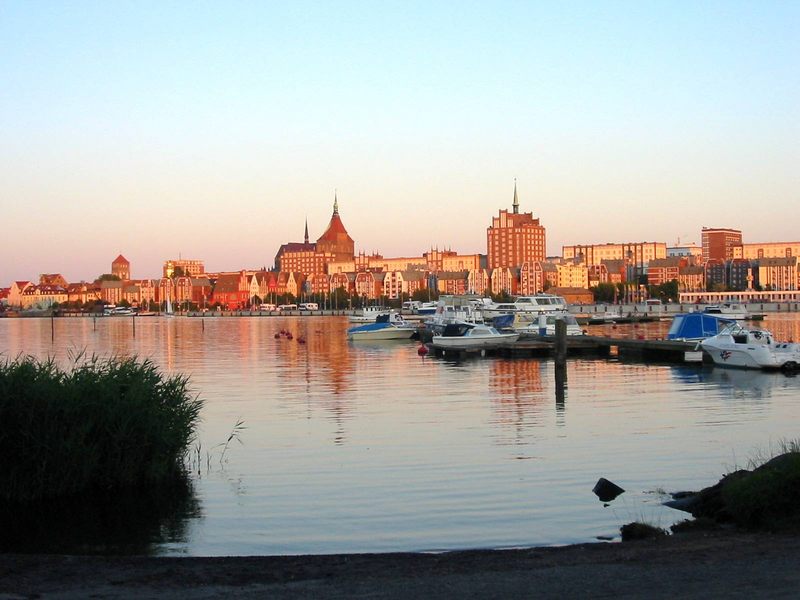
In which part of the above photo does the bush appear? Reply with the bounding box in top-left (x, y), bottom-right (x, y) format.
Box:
top-left (0, 354), bottom-right (202, 502)
top-left (722, 452), bottom-right (800, 530)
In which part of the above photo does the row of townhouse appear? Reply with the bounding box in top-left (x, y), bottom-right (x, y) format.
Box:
top-left (646, 257), bottom-right (800, 293)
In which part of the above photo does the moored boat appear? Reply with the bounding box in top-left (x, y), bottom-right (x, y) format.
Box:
top-left (702, 303), bottom-right (751, 320)
top-left (348, 306), bottom-right (391, 323)
top-left (432, 322), bottom-right (519, 349)
top-left (700, 323), bottom-right (800, 371)
top-left (347, 312), bottom-right (416, 341)
top-left (516, 313), bottom-right (584, 336)
top-left (479, 294), bottom-right (570, 324)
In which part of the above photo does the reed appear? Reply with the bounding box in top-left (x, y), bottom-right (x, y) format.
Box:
top-left (0, 354), bottom-right (203, 502)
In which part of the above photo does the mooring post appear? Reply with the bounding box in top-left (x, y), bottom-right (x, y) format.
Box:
top-left (132, 315), bottom-right (136, 338)
top-left (554, 319), bottom-right (567, 366)
top-left (93, 315), bottom-right (96, 331)
top-left (51, 313), bottom-right (55, 342)
top-left (202, 318), bottom-right (205, 332)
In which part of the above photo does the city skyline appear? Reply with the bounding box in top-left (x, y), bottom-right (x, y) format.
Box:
top-left (2, 2), bottom-right (798, 284)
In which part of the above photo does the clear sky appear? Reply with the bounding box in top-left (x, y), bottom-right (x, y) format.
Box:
top-left (1, 1), bottom-right (798, 283)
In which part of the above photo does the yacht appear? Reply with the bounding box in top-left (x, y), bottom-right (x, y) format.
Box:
top-left (517, 313), bottom-right (584, 336)
top-left (700, 323), bottom-right (800, 371)
top-left (480, 294), bottom-right (570, 324)
top-left (348, 306), bottom-right (391, 323)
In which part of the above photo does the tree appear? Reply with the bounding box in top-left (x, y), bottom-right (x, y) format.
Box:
top-left (95, 274), bottom-right (120, 283)
top-left (592, 283), bottom-right (617, 303)
top-left (171, 266), bottom-right (185, 279)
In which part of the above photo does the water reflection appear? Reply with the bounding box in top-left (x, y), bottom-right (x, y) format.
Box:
top-left (0, 477), bottom-right (200, 555)
top-left (3, 315), bottom-right (800, 555)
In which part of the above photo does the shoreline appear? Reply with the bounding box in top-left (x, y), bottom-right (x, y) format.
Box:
top-left (3, 530), bottom-right (800, 598)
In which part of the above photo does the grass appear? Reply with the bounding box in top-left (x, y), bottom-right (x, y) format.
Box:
top-left (0, 353), bottom-right (203, 502)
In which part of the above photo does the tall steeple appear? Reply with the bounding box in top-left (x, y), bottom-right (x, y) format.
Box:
top-left (333, 190), bottom-right (339, 215)
top-left (304, 217), bottom-right (309, 244)
top-left (512, 179), bottom-right (519, 215)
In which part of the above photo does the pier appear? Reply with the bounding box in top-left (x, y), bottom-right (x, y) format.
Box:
top-left (428, 334), bottom-right (702, 364)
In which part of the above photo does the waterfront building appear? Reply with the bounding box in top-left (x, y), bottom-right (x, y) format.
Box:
top-left (728, 259), bottom-right (752, 291)
top-left (487, 182), bottom-right (546, 270)
top-left (276, 196), bottom-right (355, 274)
top-left (0, 288), bottom-right (8, 306)
top-left (381, 270), bottom-right (429, 300)
top-left (20, 284), bottom-right (67, 309)
top-left (704, 259), bottom-right (726, 291)
top-left (39, 273), bottom-right (68, 287)
top-left (562, 242), bottom-right (666, 273)
top-left (99, 280), bottom-right (124, 305)
top-left (305, 272), bottom-right (331, 296)
top-left (678, 266), bottom-right (705, 293)
top-left (601, 260), bottom-right (627, 284)
top-left (701, 227), bottom-right (742, 262)
top-left (436, 271), bottom-right (469, 295)
top-left (489, 267), bottom-right (518, 296)
top-left (354, 271), bottom-right (382, 300)
top-left (754, 257), bottom-right (798, 291)
top-left (8, 281), bottom-right (32, 307)
top-left (549, 287), bottom-right (593, 305)
top-left (587, 264), bottom-right (606, 288)
top-left (734, 241), bottom-right (800, 260)
top-left (467, 268), bottom-right (490, 295)
top-left (66, 282), bottom-right (100, 306)
top-left (191, 277), bottom-right (212, 307)
top-left (534, 262), bottom-right (558, 291)
top-left (329, 272), bottom-right (354, 295)
top-left (163, 258), bottom-right (205, 279)
top-left (555, 261), bottom-right (589, 290)
top-left (646, 258), bottom-right (682, 286)
top-left (111, 255), bottom-right (130, 280)
top-left (211, 271), bottom-right (255, 309)
top-left (667, 242), bottom-right (703, 259)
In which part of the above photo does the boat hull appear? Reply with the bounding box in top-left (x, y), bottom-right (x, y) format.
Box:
top-left (432, 333), bottom-right (519, 349)
top-left (348, 327), bottom-right (416, 341)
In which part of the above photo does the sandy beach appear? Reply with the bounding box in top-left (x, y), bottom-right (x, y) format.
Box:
top-left (2, 530), bottom-right (799, 599)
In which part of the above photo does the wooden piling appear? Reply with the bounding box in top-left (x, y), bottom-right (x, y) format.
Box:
top-left (51, 314), bottom-right (55, 342)
top-left (132, 315), bottom-right (136, 338)
top-left (554, 320), bottom-right (567, 367)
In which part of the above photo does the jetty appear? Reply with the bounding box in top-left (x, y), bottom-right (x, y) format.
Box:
top-left (428, 334), bottom-right (702, 364)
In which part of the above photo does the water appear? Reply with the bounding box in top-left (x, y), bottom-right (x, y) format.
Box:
top-left (2, 314), bottom-right (800, 556)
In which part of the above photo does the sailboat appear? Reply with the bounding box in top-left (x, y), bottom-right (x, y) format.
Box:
top-left (164, 282), bottom-right (175, 317)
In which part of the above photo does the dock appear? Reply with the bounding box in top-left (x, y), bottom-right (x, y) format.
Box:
top-left (428, 334), bottom-right (703, 364)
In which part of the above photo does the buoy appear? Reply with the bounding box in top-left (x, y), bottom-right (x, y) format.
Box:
top-left (297, 337), bottom-right (306, 344)
top-left (417, 344), bottom-right (429, 357)
top-left (274, 333), bottom-right (280, 339)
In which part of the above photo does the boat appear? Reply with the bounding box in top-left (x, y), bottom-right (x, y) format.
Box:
top-left (702, 303), bottom-right (751, 320)
top-left (431, 322), bottom-right (519, 349)
top-left (516, 313), bottom-right (584, 336)
top-left (479, 294), bottom-right (570, 324)
top-left (424, 298), bottom-right (486, 335)
top-left (165, 293), bottom-right (175, 317)
top-left (700, 323), bottom-right (800, 371)
top-left (347, 312), bottom-right (417, 341)
top-left (348, 306), bottom-right (390, 323)
top-left (666, 312), bottom-right (735, 341)
top-left (415, 301), bottom-right (439, 316)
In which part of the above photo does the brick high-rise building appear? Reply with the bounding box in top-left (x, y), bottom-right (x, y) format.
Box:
top-left (701, 227), bottom-right (742, 262)
top-left (487, 182), bottom-right (546, 270)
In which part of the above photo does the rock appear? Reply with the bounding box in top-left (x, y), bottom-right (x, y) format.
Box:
top-left (593, 478), bottom-right (625, 502)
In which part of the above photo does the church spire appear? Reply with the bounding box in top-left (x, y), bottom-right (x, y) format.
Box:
top-left (512, 179), bottom-right (519, 215)
top-left (333, 190), bottom-right (339, 215)
top-left (304, 217), bottom-right (309, 244)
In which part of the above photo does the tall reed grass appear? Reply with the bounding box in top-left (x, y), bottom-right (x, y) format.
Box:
top-left (0, 354), bottom-right (203, 502)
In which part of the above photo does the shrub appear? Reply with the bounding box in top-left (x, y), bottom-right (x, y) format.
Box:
top-left (722, 452), bottom-right (800, 530)
top-left (0, 354), bottom-right (202, 502)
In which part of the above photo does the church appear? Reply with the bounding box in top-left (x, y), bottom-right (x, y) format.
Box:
top-left (274, 194), bottom-right (355, 274)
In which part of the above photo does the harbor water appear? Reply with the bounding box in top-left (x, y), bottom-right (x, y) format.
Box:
top-left (2, 314), bottom-right (800, 555)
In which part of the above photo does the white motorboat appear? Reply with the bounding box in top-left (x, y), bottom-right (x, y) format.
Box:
top-left (432, 322), bottom-right (519, 349)
top-left (347, 312), bottom-right (416, 341)
top-left (480, 294), bottom-right (569, 323)
top-left (348, 306), bottom-right (391, 323)
top-left (702, 303), bottom-right (751, 320)
top-left (700, 323), bottom-right (800, 371)
top-left (517, 313), bottom-right (584, 336)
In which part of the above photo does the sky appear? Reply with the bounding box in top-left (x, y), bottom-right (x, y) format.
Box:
top-left (1, 1), bottom-right (798, 283)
